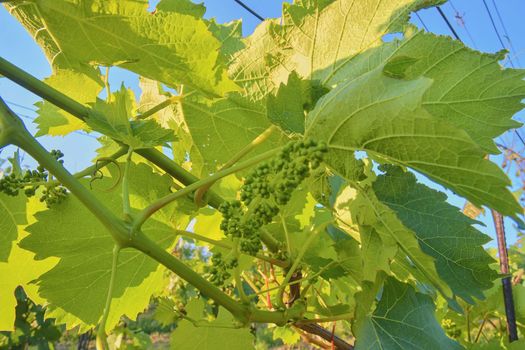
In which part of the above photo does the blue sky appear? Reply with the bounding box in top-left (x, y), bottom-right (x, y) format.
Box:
top-left (1, 0), bottom-right (524, 246)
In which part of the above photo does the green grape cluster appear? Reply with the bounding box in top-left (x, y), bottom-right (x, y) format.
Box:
top-left (0, 149), bottom-right (68, 207)
top-left (241, 139), bottom-right (327, 206)
top-left (208, 252), bottom-right (238, 286)
top-left (0, 169), bottom-right (46, 197)
top-left (441, 318), bottom-right (461, 338)
top-left (41, 186), bottom-right (68, 206)
top-left (211, 139), bottom-right (327, 285)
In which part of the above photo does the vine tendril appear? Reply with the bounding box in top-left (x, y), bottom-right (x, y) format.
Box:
top-left (89, 157), bottom-right (122, 192)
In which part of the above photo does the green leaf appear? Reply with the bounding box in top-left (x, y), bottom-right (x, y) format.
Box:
top-left (6, 0), bottom-right (236, 96)
top-left (306, 64), bottom-right (520, 218)
top-left (153, 297), bottom-right (178, 326)
top-left (0, 193), bottom-right (26, 262)
top-left (34, 68), bottom-right (103, 136)
top-left (278, 0), bottom-right (443, 81)
top-left (136, 78), bottom-right (200, 172)
top-left (272, 325), bottom-right (301, 345)
top-left (331, 234), bottom-right (364, 283)
top-left (355, 277), bottom-right (461, 350)
top-left (353, 271), bottom-right (386, 334)
top-left (229, 21), bottom-right (288, 101)
top-left (267, 72), bottom-right (308, 134)
top-left (233, 0), bottom-right (443, 96)
top-left (325, 29), bottom-right (525, 153)
top-left (264, 185), bottom-right (318, 252)
top-left (19, 163), bottom-right (180, 330)
top-left (155, 0), bottom-right (206, 17)
top-left (208, 19), bottom-right (244, 59)
top-left (179, 93), bottom-right (284, 174)
top-left (373, 165), bottom-right (497, 303)
top-left (170, 300), bottom-right (254, 350)
top-left (344, 178), bottom-right (451, 297)
top-left (0, 197), bottom-right (56, 331)
top-left (88, 87), bottom-right (176, 149)
top-left (192, 207), bottom-right (226, 242)
top-left (382, 56), bottom-right (419, 79)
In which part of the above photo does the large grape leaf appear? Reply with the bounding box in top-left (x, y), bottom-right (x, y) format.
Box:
top-left (170, 299), bottom-right (254, 350)
top-left (231, 0), bottom-right (444, 100)
top-left (234, 0), bottom-right (525, 153)
top-left (19, 163), bottom-right (182, 330)
top-left (344, 179), bottom-right (452, 298)
top-left (0, 193), bottom-right (26, 262)
top-left (0, 197), bottom-right (57, 331)
top-left (322, 29), bottom-right (525, 153)
top-left (355, 277), bottom-right (461, 350)
top-left (373, 165), bottom-right (497, 303)
top-left (5, 0), bottom-right (236, 96)
top-left (306, 64), bottom-right (520, 218)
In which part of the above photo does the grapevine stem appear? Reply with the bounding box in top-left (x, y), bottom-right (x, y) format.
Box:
top-left (262, 262), bottom-right (273, 309)
top-left (132, 147), bottom-right (282, 232)
top-left (0, 56), bottom-right (225, 208)
top-left (96, 244), bottom-right (120, 350)
top-left (474, 314), bottom-right (489, 343)
top-left (135, 148), bottom-right (224, 207)
top-left (2, 100), bottom-right (289, 325)
top-left (281, 215), bottom-right (292, 257)
top-left (466, 306), bottom-right (472, 343)
top-left (122, 147), bottom-right (134, 220)
top-left (233, 237), bottom-right (250, 303)
top-left (136, 95), bottom-right (180, 120)
top-left (260, 228), bottom-right (282, 253)
top-left (0, 59), bottom-right (287, 317)
top-left (174, 310), bottom-right (242, 329)
top-left (0, 57), bottom-right (92, 120)
top-left (295, 314), bottom-right (353, 324)
top-left (194, 125), bottom-right (277, 206)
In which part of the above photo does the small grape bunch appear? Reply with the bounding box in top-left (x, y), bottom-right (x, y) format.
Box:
top-left (241, 139), bottom-right (327, 207)
top-left (0, 149), bottom-right (68, 207)
top-left (441, 318), bottom-right (461, 339)
top-left (211, 139), bottom-right (327, 285)
top-left (208, 252), bottom-right (238, 286)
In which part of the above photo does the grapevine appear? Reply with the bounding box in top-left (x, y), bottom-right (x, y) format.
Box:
top-left (0, 1), bottom-right (523, 349)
